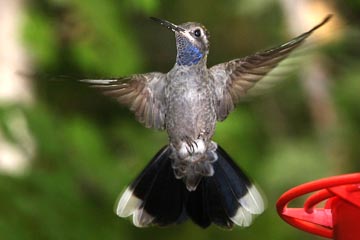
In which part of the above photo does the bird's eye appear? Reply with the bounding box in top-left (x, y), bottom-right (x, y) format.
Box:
top-left (194, 29), bottom-right (201, 37)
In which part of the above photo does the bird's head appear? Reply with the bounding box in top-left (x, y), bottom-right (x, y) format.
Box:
top-left (151, 17), bottom-right (210, 66)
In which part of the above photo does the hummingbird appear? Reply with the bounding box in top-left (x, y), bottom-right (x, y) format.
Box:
top-left (81, 15), bottom-right (331, 228)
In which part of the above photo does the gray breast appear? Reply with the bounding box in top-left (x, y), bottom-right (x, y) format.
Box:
top-left (164, 65), bottom-right (217, 147)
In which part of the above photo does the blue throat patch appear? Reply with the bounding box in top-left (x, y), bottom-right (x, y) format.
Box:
top-left (176, 37), bottom-right (203, 66)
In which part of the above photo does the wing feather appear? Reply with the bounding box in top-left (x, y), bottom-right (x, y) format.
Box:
top-left (209, 15), bottom-right (332, 121)
top-left (81, 72), bottom-right (166, 130)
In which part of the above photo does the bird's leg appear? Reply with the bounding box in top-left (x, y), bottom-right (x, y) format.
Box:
top-left (184, 136), bottom-right (196, 154)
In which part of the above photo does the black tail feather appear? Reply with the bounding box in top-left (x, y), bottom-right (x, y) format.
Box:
top-left (115, 144), bottom-right (264, 228)
top-left (202, 174), bottom-right (235, 228)
top-left (116, 146), bottom-right (187, 227)
top-left (128, 146), bottom-right (170, 200)
top-left (186, 180), bottom-right (211, 228)
top-left (142, 154), bottom-right (187, 226)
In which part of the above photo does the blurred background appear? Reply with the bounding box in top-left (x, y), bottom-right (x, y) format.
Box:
top-left (0, 0), bottom-right (359, 239)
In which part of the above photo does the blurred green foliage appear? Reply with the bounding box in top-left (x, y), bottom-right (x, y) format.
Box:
top-left (0, 0), bottom-right (360, 239)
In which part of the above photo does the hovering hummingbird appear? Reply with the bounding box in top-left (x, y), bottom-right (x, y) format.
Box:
top-left (81, 15), bottom-right (331, 228)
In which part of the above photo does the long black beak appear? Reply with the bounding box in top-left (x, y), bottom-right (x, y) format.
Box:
top-left (150, 17), bottom-right (185, 33)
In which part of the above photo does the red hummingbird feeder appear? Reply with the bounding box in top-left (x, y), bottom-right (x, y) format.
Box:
top-left (276, 173), bottom-right (360, 239)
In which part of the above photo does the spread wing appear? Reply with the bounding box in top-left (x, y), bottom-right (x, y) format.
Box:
top-left (209, 15), bottom-right (332, 121)
top-left (81, 72), bottom-right (167, 130)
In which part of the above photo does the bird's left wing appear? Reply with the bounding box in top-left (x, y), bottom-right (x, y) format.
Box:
top-left (81, 72), bottom-right (167, 130)
top-left (209, 15), bottom-right (331, 121)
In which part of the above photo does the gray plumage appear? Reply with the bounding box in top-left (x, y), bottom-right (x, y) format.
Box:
top-left (81, 15), bottom-right (331, 228)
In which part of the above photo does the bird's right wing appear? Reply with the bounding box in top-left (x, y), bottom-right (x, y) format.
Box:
top-left (81, 72), bottom-right (167, 130)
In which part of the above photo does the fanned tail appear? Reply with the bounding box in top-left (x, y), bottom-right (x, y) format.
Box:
top-left (115, 146), bottom-right (187, 227)
top-left (115, 144), bottom-right (265, 228)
